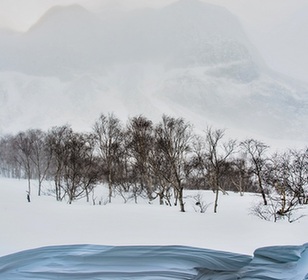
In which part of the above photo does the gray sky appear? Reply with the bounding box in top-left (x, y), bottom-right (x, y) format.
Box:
top-left (0, 0), bottom-right (307, 83)
top-left (0, 0), bottom-right (304, 31)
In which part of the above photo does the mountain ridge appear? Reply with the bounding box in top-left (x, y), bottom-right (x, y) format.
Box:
top-left (28, 4), bottom-right (98, 33)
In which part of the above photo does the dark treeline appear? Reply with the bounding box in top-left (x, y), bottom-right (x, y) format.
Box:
top-left (0, 113), bottom-right (307, 215)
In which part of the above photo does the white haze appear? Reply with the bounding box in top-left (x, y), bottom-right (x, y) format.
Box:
top-left (0, 0), bottom-right (307, 83)
top-left (0, 0), bottom-right (307, 150)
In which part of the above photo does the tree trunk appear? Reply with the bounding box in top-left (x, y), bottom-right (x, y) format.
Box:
top-left (159, 192), bottom-right (164, 205)
top-left (145, 177), bottom-right (154, 201)
top-left (258, 174), bottom-right (267, 205)
top-left (214, 188), bottom-right (219, 213)
top-left (178, 188), bottom-right (185, 212)
top-left (108, 172), bottom-right (112, 203)
top-left (38, 180), bottom-right (42, 196)
top-left (37, 168), bottom-right (42, 196)
top-left (27, 177), bottom-right (31, 196)
top-left (86, 188), bottom-right (89, 203)
top-left (174, 188), bottom-right (178, 206)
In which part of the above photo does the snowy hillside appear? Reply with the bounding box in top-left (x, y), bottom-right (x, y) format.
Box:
top-left (0, 0), bottom-right (307, 145)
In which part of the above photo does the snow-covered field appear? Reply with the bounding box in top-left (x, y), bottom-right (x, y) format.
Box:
top-left (0, 177), bottom-right (307, 258)
top-left (0, 177), bottom-right (308, 278)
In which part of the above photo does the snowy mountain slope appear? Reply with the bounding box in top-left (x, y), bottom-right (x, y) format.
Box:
top-left (0, 0), bottom-right (307, 144)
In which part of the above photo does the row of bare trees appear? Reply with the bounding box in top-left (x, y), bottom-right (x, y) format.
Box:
top-left (0, 113), bottom-right (307, 215)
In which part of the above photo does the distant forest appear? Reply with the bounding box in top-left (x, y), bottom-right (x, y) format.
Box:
top-left (0, 113), bottom-right (307, 215)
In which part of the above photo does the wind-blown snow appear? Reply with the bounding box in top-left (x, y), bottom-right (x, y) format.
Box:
top-left (0, 245), bottom-right (251, 279)
top-left (1, 243), bottom-right (307, 279)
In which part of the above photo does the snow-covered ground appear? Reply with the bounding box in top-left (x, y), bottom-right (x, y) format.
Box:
top-left (0, 177), bottom-right (307, 258)
top-left (1, 177), bottom-right (308, 278)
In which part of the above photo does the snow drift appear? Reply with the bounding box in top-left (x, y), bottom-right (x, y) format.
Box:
top-left (0, 244), bottom-right (307, 279)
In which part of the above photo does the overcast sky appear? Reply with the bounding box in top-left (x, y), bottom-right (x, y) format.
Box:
top-left (0, 0), bottom-right (307, 83)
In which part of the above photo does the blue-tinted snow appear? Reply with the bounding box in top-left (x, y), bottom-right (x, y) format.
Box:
top-left (0, 244), bottom-right (307, 279)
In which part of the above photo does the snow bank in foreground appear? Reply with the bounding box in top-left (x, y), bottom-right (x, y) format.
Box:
top-left (0, 244), bottom-right (307, 279)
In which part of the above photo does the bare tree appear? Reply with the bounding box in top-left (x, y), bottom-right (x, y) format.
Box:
top-left (0, 134), bottom-right (22, 178)
top-left (288, 148), bottom-right (308, 204)
top-left (46, 125), bottom-right (73, 201)
top-left (113, 135), bottom-right (134, 203)
top-left (154, 115), bottom-right (193, 212)
top-left (262, 150), bottom-right (307, 220)
top-left (229, 158), bottom-right (255, 195)
top-left (193, 127), bottom-right (237, 213)
top-left (28, 129), bottom-right (53, 196)
top-left (62, 132), bottom-right (100, 204)
top-left (12, 131), bottom-right (35, 196)
top-left (126, 115), bottom-right (154, 201)
top-left (202, 127), bottom-right (237, 213)
top-left (240, 139), bottom-right (269, 205)
top-left (190, 135), bottom-right (208, 190)
top-left (93, 113), bottom-right (123, 203)
top-left (149, 139), bottom-right (174, 206)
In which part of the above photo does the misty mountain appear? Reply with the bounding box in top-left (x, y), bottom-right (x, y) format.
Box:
top-left (0, 1), bottom-right (261, 78)
top-left (0, 0), bottom-right (307, 144)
